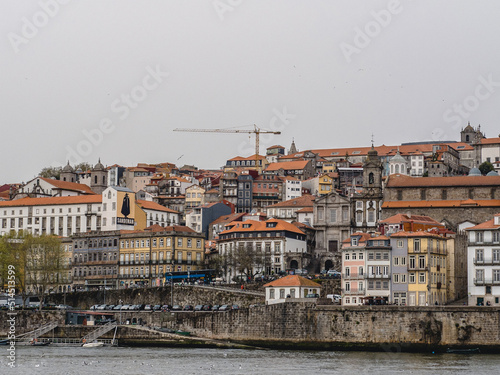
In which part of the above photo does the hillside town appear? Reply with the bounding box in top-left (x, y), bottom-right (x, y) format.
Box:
top-left (1, 123), bottom-right (500, 308)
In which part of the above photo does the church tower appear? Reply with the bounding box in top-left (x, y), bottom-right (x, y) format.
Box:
top-left (288, 139), bottom-right (298, 155)
top-left (60, 161), bottom-right (76, 182)
top-left (352, 144), bottom-right (383, 232)
top-left (90, 159), bottom-right (107, 194)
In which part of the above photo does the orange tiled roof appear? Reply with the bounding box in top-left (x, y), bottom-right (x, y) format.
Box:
top-left (228, 154), bottom-right (266, 162)
top-left (266, 145), bottom-right (285, 149)
top-left (266, 195), bottom-right (315, 208)
top-left (0, 195), bottom-right (102, 207)
top-left (390, 231), bottom-right (446, 239)
top-left (263, 275), bottom-right (321, 288)
top-left (136, 200), bottom-right (179, 214)
top-left (382, 199), bottom-right (500, 208)
top-left (296, 207), bottom-right (313, 213)
top-left (210, 212), bottom-right (245, 225)
top-left (265, 160), bottom-right (310, 171)
top-left (220, 218), bottom-right (305, 235)
top-left (40, 178), bottom-right (96, 195)
top-left (479, 137), bottom-right (500, 145)
top-left (466, 218), bottom-right (500, 230)
top-left (379, 214), bottom-right (443, 226)
top-left (386, 174), bottom-right (500, 187)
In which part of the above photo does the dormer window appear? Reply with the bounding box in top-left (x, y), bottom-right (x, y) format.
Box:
top-left (266, 222), bottom-right (277, 228)
top-left (352, 237), bottom-right (358, 246)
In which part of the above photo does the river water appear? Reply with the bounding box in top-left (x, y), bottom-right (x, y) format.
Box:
top-left (3, 346), bottom-right (500, 375)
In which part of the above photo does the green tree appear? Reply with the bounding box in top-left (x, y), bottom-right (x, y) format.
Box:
top-left (0, 232), bottom-right (65, 309)
top-left (39, 166), bottom-right (62, 179)
top-left (74, 162), bottom-right (92, 172)
top-left (478, 161), bottom-right (494, 175)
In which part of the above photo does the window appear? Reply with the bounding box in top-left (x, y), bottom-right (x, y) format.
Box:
top-left (177, 238), bottom-right (182, 247)
top-left (352, 253), bottom-right (357, 260)
top-left (414, 239), bottom-right (421, 252)
top-left (393, 274), bottom-right (399, 283)
top-left (270, 289), bottom-right (275, 299)
top-left (397, 240), bottom-right (403, 248)
top-left (359, 253), bottom-right (363, 260)
top-left (475, 232), bottom-right (483, 243)
top-left (345, 253), bottom-right (350, 260)
top-left (394, 257), bottom-right (399, 266)
top-left (345, 282), bottom-right (350, 292)
top-left (494, 232), bottom-right (500, 243)
top-left (493, 249), bottom-right (500, 262)
top-left (401, 256), bottom-right (406, 266)
top-left (196, 240), bottom-right (201, 248)
top-left (329, 209), bottom-right (337, 223)
top-left (187, 239), bottom-right (192, 248)
top-left (493, 270), bottom-right (500, 282)
top-left (419, 256), bottom-right (425, 269)
top-left (345, 267), bottom-right (350, 276)
top-left (401, 274), bottom-right (407, 283)
top-left (409, 256), bottom-right (415, 269)
top-left (419, 272), bottom-right (426, 283)
top-left (476, 249), bottom-right (484, 262)
top-left (280, 289), bottom-right (285, 299)
top-left (368, 252), bottom-right (374, 260)
top-left (409, 273), bottom-right (415, 283)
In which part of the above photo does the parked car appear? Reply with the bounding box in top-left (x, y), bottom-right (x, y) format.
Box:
top-left (327, 270), bottom-right (341, 278)
top-left (202, 304), bottom-right (212, 311)
top-left (183, 305), bottom-right (194, 311)
top-left (121, 304), bottom-right (130, 310)
top-left (106, 305), bottom-right (115, 310)
top-left (55, 304), bottom-right (73, 310)
top-left (231, 304), bottom-right (239, 310)
top-left (305, 293), bottom-right (320, 298)
top-left (194, 305), bottom-right (204, 311)
top-left (211, 305), bottom-right (220, 311)
top-left (219, 304), bottom-right (230, 311)
top-left (153, 304), bottom-right (162, 311)
top-left (113, 305), bottom-right (122, 310)
top-left (171, 305), bottom-right (182, 311)
top-left (161, 304), bottom-right (172, 311)
top-left (144, 305), bottom-right (153, 311)
top-left (90, 305), bottom-right (99, 311)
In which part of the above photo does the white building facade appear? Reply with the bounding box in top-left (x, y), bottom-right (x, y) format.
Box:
top-left (466, 214), bottom-right (500, 306)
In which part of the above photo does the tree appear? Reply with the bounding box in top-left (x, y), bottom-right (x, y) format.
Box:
top-left (39, 166), bottom-right (62, 179)
top-left (24, 234), bottom-right (66, 310)
top-left (74, 162), bottom-right (92, 172)
top-left (479, 161), bottom-right (494, 175)
top-left (206, 254), bottom-right (224, 278)
top-left (0, 232), bottom-right (65, 309)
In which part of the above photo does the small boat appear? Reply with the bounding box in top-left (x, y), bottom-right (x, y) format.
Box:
top-left (82, 341), bottom-right (104, 348)
top-left (0, 339), bottom-right (9, 346)
top-left (446, 348), bottom-right (480, 354)
top-left (29, 339), bottom-right (50, 346)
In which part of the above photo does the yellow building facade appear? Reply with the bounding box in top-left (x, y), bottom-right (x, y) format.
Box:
top-left (118, 227), bottom-right (205, 288)
top-left (398, 232), bottom-right (448, 306)
top-left (318, 174), bottom-right (334, 196)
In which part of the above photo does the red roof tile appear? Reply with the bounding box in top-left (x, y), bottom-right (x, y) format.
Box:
top-left (265, 160), bottom-right (310, 171)
top-left (136, 200), bottom-right (179, 214)
top-left (0, 195), bottom-right (102, 207)
top-left (266, 195), bottom-right (315, 208)
top-left (263, 275), bottom-right (320, 288)
top-left (466, 218), bottom-right (500, 230)
top-left (40, 178), bottom-right (96, 195)
top-left (220, 218), bottom-right (305, 235)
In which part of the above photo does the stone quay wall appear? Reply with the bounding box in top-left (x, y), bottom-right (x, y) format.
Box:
top-left (166, 303), bottom-right (500, 350)
top-left (3, 304), bottom-right (500, 351)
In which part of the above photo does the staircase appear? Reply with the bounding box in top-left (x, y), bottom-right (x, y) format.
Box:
top-left (81, 321), bottom-right (117, 343)
top-left (18, 322), bottom-right (58, 343)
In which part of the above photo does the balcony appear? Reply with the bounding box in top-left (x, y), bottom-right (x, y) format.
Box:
top-left (342, 288), bottom-right (365, 295)
top-left (342, 274), bottom-right (363, 280)
top-left (365, 274), bottom-right (390, 279)
top-left (473, 258), bottom-right (500, 266)
top-left (473, 278), bottom-right (500, 286)
top-left (408, 265), bottom-right (427, 271)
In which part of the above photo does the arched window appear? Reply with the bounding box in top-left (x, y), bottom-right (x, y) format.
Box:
top-left (395, 165), bottom-right (400, 174)
top-left (369, 172), bottom-right (374, 184)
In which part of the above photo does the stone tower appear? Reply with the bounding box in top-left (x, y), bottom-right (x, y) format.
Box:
top-left (351, 145), bottom-right (384, 232)
top-left (90, 159), bottom-right (107, 194)
top-left (60, 161), bottom-right (76, 182)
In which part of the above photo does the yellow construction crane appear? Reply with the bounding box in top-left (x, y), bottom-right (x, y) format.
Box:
top-left (173, 124), bottom-right (281, 169)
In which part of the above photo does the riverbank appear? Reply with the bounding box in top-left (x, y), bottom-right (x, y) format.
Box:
top-left (2, 303), bottom-right (500, 353)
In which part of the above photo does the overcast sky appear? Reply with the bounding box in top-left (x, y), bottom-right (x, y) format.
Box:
top-left (2, 0), bottom-right (500, 183)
